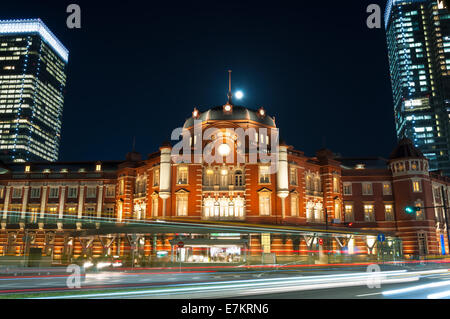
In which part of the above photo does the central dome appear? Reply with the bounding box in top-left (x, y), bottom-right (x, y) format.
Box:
top-left (183, 105), bottom-right (276, 129)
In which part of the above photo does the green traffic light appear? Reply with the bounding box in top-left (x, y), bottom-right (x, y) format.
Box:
top-left (405, 206), bottom-right (415, 214)
top-left (405, 206), bottom-right (420, 214)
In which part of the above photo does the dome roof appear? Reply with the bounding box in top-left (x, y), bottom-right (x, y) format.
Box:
top-left (183, 105), bottom-right (276, 129)
top-left (389, 138), bottom-right (425, 160)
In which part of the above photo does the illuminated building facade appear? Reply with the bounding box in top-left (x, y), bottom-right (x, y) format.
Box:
top-left (385, 0), bottom-right (450, 175)
top-left (0, 93), bottom-right (448, 265)
top-left (0, 19), bottom-right (68, 163)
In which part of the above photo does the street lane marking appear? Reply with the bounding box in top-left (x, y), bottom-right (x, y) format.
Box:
top-left (383, 280), bottom-right (450, 296)
top-left (356, 292), bottom-right (383, 297)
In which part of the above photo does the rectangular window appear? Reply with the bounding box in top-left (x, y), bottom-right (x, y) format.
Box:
top-left (290, 167), bottom-right (297, 185)
top-left (412, 180), bottom-right (422, 192)
top-left (27, 206), bottom-right (39, 223)
top-left (344, 204), bottom-right (354, 221)
top-left (333, 176), bottom-right (340, 193)
top-left (364, 204), bottom-right (375, 222)
top-left (177, 166), bottom-right (188, 185)
top-left (12, 187), bottom-right (22, 198)
top-left (102, 205), bottom-right (115, 220)
top-left (343, 183), bottom-right (352, 195)
top-left (86, 187), bottom-right (97, 198)
top-left (105, 186), bottom-right (115, 198)
top-left (290, 195), bottom-right (298, 216)
top-left (153, 169), bottom-right (160, 186)
top-left (151, 197), bottom-right (158, 217)
top-left (119, 179), bottom-right (124, 195)
top-left (84, 205), bottom-right (96, 220)
top-left (334, 202), bottom-right (341, 220)
top-left (385, 204), bottom-right (394, 221)
top-left (45, 205), bottom-right (58, 223)
top-left (259, 192), bottom-right (271, 216)
top-left (383, 183), bottom-right (392, 195)
top-left (67, 187), bottom-right (78, 198)
top-left (8, 204), bottom-right (21, 223)
top-left (362, 183), bottom-right (373, 195)
top-left (259, 166), bottom-right (270, 184)
top-left (30, 187), bottom-right (41, 198)
top-left (418, 231), bottom-right (428, 255)
top-left (65, 206), bottom-right (77, 216)
top-left (176, 194), bottom-right (188, 216)
top-left (48, 187), bottom-right (59, 198)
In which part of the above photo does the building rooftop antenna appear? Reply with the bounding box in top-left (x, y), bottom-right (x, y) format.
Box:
top-left (227, 70), bottom-right (233, 104)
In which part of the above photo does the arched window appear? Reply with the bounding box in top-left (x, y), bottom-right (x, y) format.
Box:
top-left (306, 201), bottom-right (314, 221)
top-left (204, 167), bottom-right (214, 186)
top-left (306, 175), bottom-right (312, 191)
top-left (234, 170), bottom-right (243, 186)
top-left (220, 167), bottom-right (228, 187)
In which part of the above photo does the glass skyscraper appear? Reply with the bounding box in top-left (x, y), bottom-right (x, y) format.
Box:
top-left (0, 19), bottom-right (68, 163)
top-left (385, 0), bottom-right (450, 175)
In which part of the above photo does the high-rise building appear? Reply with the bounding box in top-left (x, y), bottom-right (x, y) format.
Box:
top-left (0, 19), bottom-right (68, 163)
top-left (385, 0), bottom-right (450, 175)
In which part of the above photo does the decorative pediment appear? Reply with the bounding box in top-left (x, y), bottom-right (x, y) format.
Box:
top-left (175, 188), bottom-right (190, 194)
top-left (257, 187), bottom-right (272, 193)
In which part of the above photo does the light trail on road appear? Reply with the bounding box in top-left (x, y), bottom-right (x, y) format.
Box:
top-left (30, 269), bottom-right (427, 299)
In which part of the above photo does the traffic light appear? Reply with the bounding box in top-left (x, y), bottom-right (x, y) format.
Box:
top-left (405, 206), bottom-right (420, 214)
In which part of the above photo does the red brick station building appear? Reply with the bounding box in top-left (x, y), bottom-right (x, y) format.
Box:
top-left (0, 97), bottom-right (449, 266)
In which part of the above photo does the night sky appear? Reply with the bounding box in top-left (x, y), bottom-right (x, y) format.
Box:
top-left (1, 0), bottom-right (396, 162)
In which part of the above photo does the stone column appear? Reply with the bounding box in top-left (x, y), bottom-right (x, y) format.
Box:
top-left (96, 185), bottom-right (104, 218)
top-left (1, 186), bottom-right (11, 228)
top-left (96, 185), bottom-right (104, 228)
top-left (21, 186), bottom-right (29, 220)
top-left (77, 185), bottom-right (84, 229)
top-left (39, 186), bottom-right (48, 223)
top-left (3, 186), bottom-right (11, 220)
top-left (276, 145), bottom-right (289, 219)
top-left (159, 146), bottom-right (172, 217)
top-left (77, 186), bottom-right (84, 219)
top-left (58, 186), bottom-right (66, 229)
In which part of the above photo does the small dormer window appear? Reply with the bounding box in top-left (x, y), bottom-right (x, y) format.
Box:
top-left (96, 163), bottom-right (102, 171)
top-left (25, 165), bottom-right (30, 173)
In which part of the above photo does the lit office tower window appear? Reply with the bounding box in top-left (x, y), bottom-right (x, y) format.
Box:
top-left (0, 19), bottom-right (69, 163)
top-left (385, 0), bottom-right (450, 175)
